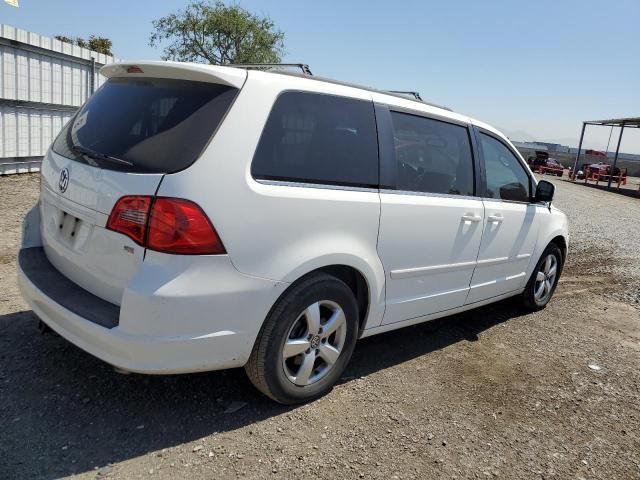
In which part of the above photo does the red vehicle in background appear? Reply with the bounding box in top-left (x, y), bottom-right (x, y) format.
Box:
top-left (527, 151), bottom-right (564, 177)
top-left (585, 162), bottom-right (621, 177)
top-left (577, 162), bottom-right (628, 186)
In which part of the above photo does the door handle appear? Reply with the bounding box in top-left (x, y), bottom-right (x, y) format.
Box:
top-left (487, 214), bottom-right (504, 223)
top-left (461, 213), bottom-right (482, 223)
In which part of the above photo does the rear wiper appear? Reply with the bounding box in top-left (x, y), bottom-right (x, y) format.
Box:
top-left (71, 144), bottom-right (134, 167)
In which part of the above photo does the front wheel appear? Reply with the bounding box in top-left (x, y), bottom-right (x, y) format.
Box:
top-left (522, 244), bottom-right (563, 310)
top-left (245, 273), bottom-right (359, 404)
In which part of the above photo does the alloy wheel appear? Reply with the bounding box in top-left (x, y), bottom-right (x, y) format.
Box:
top-left (534, 254), bottom-right (558, 303)
top-left (282, 300), bottom-right (347, 386)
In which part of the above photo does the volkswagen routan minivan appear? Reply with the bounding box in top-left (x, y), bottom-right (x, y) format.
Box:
top-left (18, 61), bottom-right (568, 403)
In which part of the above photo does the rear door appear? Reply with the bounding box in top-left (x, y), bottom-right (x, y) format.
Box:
top-left (376, 105), bottom-right (484, 325)
top-left (39, 65), bottom-right (244, 305)
top-left (466, 129), bottom-right (541, 304)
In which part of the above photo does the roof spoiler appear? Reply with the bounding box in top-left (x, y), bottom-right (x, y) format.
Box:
top-left (100, 61), bottom-right (247, 89)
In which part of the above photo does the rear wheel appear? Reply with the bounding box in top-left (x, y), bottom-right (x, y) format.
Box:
top-left (522, 244), bottom-right (563, 310)
top-left (245, 273), bottom-right (359, 404)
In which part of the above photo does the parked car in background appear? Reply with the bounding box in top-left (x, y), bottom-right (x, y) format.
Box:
top-left (541, 158), bottom-right (564, 176)
top-left (17, 61), bottom-right (569, 404)
top-left (586, 162), bottom-right (621, 177)
top-left (528, 151), bottom-right (564, 177)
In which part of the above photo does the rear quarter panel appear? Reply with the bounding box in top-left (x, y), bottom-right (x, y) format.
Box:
top-left (155, 72), bottom-right (387, 329)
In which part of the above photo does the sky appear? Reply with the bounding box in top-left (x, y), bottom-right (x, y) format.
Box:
top-left (2, 0), bottom-right (639, 153)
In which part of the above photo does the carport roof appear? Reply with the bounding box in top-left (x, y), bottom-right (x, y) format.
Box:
top-left (585, 117), bottom-right (640, 128)
top-left (572, 116), bottom-right (640, 186)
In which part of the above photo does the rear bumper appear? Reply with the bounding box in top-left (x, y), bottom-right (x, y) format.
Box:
top-left (19, 247), bottom-right (120, 329)
top-left (18, 246), bottom-right (288, 374)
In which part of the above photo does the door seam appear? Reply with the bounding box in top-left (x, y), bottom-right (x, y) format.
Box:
top-left (463, 200), bottom-right (486, 304)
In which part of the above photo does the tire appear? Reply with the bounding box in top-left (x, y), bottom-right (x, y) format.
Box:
top-left (522, 243), bottom-right (564, 310)
top-left (245, 273), bottom-right (359, 404)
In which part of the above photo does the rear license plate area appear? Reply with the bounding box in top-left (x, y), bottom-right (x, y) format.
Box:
top-left (57, 210), bottom-right (82, 243)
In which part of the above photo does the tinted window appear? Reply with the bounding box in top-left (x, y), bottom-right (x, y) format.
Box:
top-left (53, 78), bottom-right (238, 173)
top-left (390, 112), bottom-right (474, 196)
top-left (251, 92), bottom-right (378, 187)
top-left (480, 133), bottom-right (531, 202)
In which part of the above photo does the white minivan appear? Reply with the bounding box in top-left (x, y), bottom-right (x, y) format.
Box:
top-left (18, 61), bottom-right (568, 404)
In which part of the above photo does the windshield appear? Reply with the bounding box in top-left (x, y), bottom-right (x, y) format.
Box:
top-left (52, 77), bottom-right (238, 173)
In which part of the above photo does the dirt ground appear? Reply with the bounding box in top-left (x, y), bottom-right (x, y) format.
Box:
top-left (1, 173), bottom-right (639, 480)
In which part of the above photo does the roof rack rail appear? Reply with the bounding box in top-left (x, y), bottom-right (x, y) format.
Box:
top-left (222, 66), bottom-right (453, 112)
top-left (384, 90), bottom-right (452, 111)
top-left (226, 63), bottom-right (313, 76)
top-left (387, 90), bottom-right (423, 101)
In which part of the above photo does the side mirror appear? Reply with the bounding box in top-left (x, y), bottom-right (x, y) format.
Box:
top-left (535, 180), bottom-right (555, 203)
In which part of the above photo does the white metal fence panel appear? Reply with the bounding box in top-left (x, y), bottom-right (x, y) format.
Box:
top-left (0, 106), bottom-right (73, 158)
top-left (0, 24), bottom-right (119, 174)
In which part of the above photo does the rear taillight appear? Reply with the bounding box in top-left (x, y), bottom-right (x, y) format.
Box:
top-left (106, 196), bottom-right (152, 245)
top-left (147, 198), bottom-right (225, 254)
top-left (106, 196), bottom-right (225, 255)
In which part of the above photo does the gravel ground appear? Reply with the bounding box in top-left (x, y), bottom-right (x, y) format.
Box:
top-left (0, 173), bottom-right (639, 480)
top-left (547, 176), bottom-right (640, 304)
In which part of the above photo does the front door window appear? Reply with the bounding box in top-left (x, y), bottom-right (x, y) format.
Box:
top-left (480, 133), bottom-right (530, 202)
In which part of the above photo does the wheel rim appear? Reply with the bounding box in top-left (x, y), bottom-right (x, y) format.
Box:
top-left (534, 254), bottom-right (558, 303)
top-left (282, 300), bottom-right (347, 386)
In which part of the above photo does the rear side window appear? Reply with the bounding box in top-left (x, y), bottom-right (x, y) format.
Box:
top-left (251, 92), bottom-right (379, 188)
top-left (52, 77), bottom-right (238, 173)
top-left (479, 133), bottom-right (531, 202)
top-left (390, 112), bottom-right (474, 196)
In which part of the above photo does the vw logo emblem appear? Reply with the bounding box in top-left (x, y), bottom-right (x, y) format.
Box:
top-left (58, 168), bottom-right (70, 193)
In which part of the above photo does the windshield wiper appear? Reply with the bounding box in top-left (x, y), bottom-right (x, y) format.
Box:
top-left (71, 144), bottom-right (134, 167)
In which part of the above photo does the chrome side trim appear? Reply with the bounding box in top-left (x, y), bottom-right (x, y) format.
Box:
top-left (390, 254), bottom-right (530, 279)
top-left (390, 260), bottom-right (476, 279)
top-left (506, 272), bottom-right (527, 281)
top-left (469, 271), bottom-right (526, 290)
top-left (482, 197), bottom-right (536, 206)
top-left (256, 182), bottom-right (540, 202)
top-left (255, 179), bottom-right (379, 193)
top-left (475, 253), bottom-right (530, 266)
top-left (379, 189), bottom-right (481, 202)
top-left (388, 285), bottom-right (470, 306)
top-left (383, 188), bottom-right (549, 205)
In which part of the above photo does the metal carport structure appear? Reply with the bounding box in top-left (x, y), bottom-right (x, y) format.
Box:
top-left (572, 117), bottom-right (640, 188)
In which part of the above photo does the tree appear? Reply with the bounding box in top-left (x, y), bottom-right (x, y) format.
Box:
top-left (149, 1), bottom-right (285, 64)
top-left (86, 36), bottom-right (113, 55)
top-left (54, 35), bottom-right (113, 56)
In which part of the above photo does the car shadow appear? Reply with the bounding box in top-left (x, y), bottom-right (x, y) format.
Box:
top-left (0, 299), bottom-right (529, 479)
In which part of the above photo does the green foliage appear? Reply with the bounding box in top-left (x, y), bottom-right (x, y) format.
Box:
top-left (149, 1), bottom-right (285, 64)
top-left (86, 36), bottom-right (113, 56)
top-left (74, 37), bottom-right (89, 49)
top-left (55, 35), bottom-right (113, 56)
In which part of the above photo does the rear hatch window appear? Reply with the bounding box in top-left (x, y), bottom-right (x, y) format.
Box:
top-left (52, 77), bottom-right (238, 173)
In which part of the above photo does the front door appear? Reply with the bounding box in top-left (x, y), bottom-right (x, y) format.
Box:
top-left (377, 109), bottom-right (484, 325)
top-left (466, 131), bottom-right (541, 304)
